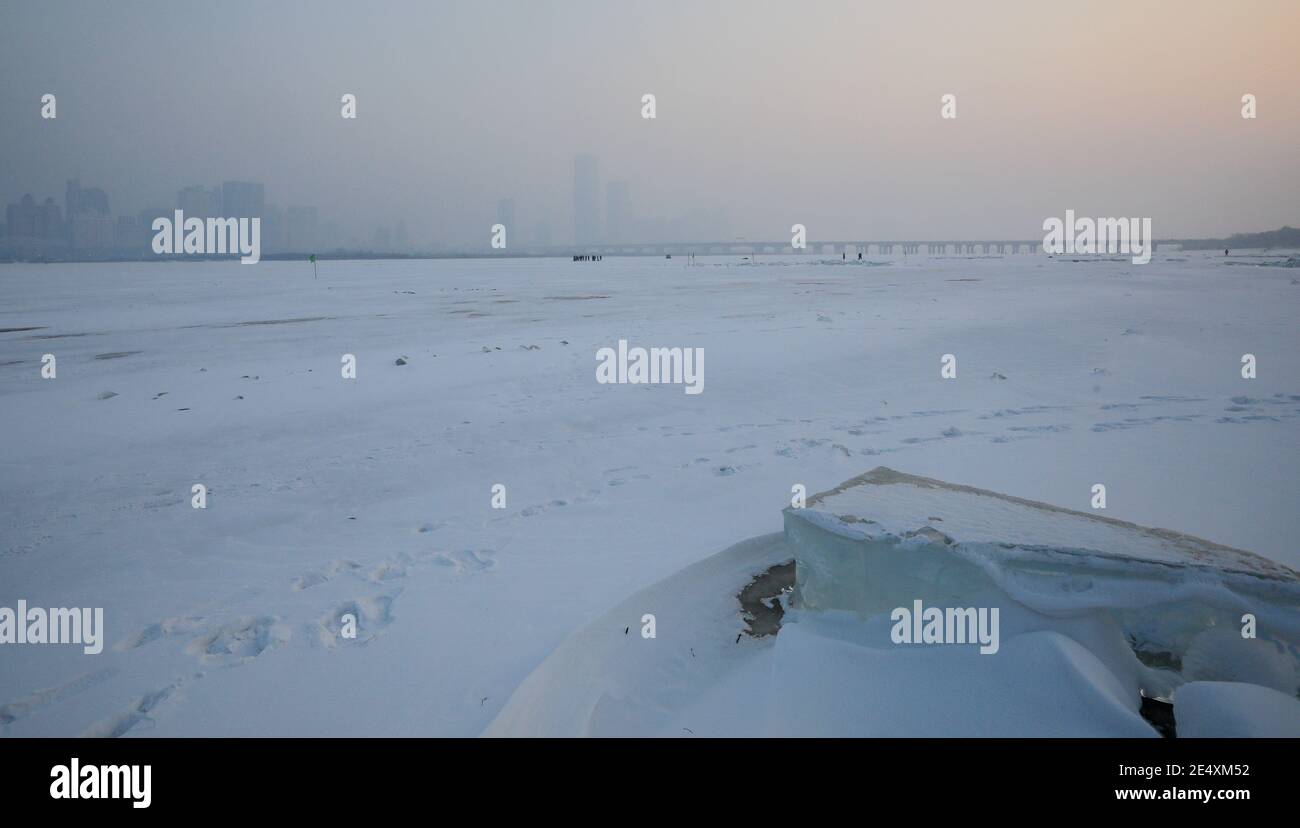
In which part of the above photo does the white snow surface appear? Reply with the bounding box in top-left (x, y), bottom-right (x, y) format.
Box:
top-left (490, 468), bottom-right (1298, 737)
top-left (487, 532), bottom-right (1160, 737)
top-left (2, 250), bottom-right (1298, 736)
top-left (1173, 682), bottom-right (1300, 737)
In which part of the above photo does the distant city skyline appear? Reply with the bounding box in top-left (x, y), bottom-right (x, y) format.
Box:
top-left (2, 162), bottom-right (1295, 261)
top-left (3, 0), bottom-right (1296, 249)
top-left (14, 161), bottom-right (1288, 261)
top-left (1, 152), bottom-right (741, 257)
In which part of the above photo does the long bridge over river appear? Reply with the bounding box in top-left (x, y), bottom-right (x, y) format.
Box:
top-left (468, 237), bottom-right (1173, 259)
top-left (562, 238), bottom-right (1175, 257)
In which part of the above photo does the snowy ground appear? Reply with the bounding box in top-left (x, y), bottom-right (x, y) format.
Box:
top-left (1, 250), bottom-right (1298, 736)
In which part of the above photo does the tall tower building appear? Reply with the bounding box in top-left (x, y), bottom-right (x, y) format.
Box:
top-left (65, 178), bottom-right (112, 249)
top-left (573, 154), bottom-right (600, 246)
top-left (65, 179), bottom-right (81, 230)
top-left (177, 185), bottom-right (221, 219)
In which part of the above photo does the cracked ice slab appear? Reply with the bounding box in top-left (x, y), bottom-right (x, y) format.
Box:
top-left (784, 467), bottom-right (1300, 682)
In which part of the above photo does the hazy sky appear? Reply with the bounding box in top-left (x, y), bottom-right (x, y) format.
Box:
top-left (2, 0), bottom-right (1297, 244)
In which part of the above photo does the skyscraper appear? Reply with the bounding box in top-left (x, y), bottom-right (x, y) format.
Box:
top-left (573, 154), bottom-right (599, 246)
top-left (177, 185), bottom-right (221, 219)
top-left (6, 194), bottom-right (62, 239)
top-left (65, 179), bottom-right (112, 249)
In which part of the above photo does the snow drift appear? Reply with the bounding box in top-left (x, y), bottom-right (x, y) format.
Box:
top-left (487, 468), bottom-right (1300, 737)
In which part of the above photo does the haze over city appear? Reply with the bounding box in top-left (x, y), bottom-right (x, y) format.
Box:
top-left (2, 0), bottom-right (1297, 254)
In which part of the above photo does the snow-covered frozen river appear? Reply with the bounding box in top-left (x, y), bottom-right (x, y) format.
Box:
top-left (2, 250), bottom-right (1298, 735)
